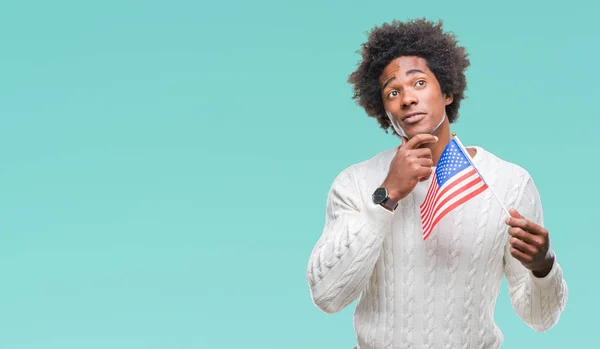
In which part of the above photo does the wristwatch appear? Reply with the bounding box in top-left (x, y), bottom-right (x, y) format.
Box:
top-left (372, 187), bottom-right (399, 211)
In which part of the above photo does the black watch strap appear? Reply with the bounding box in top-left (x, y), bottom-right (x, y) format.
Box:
top-left (381, 196), bottom-right (399, 211)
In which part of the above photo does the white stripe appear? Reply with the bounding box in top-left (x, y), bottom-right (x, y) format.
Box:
top-left (421, 167), bottom-right (477, 224)
top-left (425, 166), bottom-right (479, 227)
top-left (427, 179), bottom-right (486, 228)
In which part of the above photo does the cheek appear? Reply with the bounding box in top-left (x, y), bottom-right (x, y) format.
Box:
top-left (426, 92), bottom-right (446, 109)
top-left (382, 99), bottom-right (397, 112)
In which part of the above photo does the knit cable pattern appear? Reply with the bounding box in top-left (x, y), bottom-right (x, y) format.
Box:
top-left (444, 203), bottom-right (464, 347)
top-left (402, 197), bottom-right (415, 348)
top-left (469, 160), bottom-right (504, 349)
top-left (316, 227), bottom-right (380, 305)
top-left (462, 192), bottom-right (490, 347)
top-left (423, 232), bottom-right (438, 349)
top-left (384, 227), bottom-right (395, 349)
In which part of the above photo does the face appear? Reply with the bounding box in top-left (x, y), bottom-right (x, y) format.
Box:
top-left (379, 56), bottom-right (453, 137)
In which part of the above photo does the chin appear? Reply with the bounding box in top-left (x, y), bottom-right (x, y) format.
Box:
top-left (404, 124), bottom-right (435, 137)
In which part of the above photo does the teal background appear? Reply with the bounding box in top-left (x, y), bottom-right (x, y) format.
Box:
top-left (0, 0), bottom-right (595, 348)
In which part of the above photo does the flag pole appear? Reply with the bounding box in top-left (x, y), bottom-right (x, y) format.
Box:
top-left (452, 133), bottom-right (511, 218)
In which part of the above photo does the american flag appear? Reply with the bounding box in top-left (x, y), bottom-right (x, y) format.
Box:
top-left (420, 137), bottom-right (488, 240)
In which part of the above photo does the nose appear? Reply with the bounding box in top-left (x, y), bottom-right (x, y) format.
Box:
top-left (401, 90), bottom-right (418, 108)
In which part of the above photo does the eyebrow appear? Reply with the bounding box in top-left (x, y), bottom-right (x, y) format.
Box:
top-left (382, 69), bottom-right (427, 90)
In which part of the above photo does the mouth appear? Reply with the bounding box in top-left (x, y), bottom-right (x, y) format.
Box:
top-left (401, 112), bottom-right (427, 125)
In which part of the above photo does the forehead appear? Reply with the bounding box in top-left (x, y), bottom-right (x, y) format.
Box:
top-left (379, 56), bottom-right (431, 84)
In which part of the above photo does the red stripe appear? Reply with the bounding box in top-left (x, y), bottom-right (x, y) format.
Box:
top-left (423, 223), bottom-right (433, 240)
top-left (426, 183), bottom-right (488, 235)
top-left (420, 169), bottom-right (476, 219)
top-left (420, 183), bottom-right (440, 217)
top-left (423, 183), bottom-right (486, 240)
top-left (422, 182), bottom-right (439, 210)
top-left (420, 173), bottom-right (438, 209)
top-left (422, 177), bottom-right (483, 229)
top-left (434, 169), bottom-right (476, 202)
top-left (423, 179), bottom-right (484, 232)
top-left (420, 185), bottom-right (439, 217)
top-left (421, 170), bottom-right (478, 228)
top-left (423, 229), bottom-right (432, 240)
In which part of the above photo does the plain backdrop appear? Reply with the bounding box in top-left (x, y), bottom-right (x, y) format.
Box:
top-left (0, 0), bottom-right (596, 348)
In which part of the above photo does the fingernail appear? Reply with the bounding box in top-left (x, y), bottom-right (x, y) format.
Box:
top-left (505, 217), bottom-right (510, 224)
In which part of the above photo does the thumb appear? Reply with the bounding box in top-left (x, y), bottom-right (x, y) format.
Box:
top-left (509, 208), bottom-right (523, 219)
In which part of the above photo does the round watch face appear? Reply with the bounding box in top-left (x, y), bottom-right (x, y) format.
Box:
top-left (372, 187), bottom-right (388, 204)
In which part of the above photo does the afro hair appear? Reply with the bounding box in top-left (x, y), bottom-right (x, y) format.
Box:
top-left (348, 18), bottom-right (471, 133)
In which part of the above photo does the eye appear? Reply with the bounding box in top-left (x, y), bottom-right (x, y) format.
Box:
top-left (387, 90), bottom-right (399, 99)
top-left (415, 80), bottom-right (426, 88)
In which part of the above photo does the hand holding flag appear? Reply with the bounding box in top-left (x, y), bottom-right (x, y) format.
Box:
top-left (419, 133), bottom-right (554, 276)
top-left (505, 208), bottom-right (555, 277)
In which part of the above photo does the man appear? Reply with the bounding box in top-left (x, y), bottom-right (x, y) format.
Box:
top-left (306, 18), bottom-right (568, 348)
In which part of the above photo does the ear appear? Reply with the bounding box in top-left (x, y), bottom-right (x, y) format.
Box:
top-left (444, 94), bottom-right (454, 106)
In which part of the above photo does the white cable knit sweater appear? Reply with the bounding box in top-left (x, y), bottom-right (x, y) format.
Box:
top-left (306, 145), bottom-right (568, 349)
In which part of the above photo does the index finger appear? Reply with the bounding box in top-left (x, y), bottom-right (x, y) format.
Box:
top-left (403, 134), bottom-right (438, 149)
top-left (505, 216), bottom-right (545, 235)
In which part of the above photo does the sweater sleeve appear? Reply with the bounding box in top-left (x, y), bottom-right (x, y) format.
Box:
top-left (306, 167), bottom-right (395, 314)
top-left (503, 176), bottom-right (568, 332)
